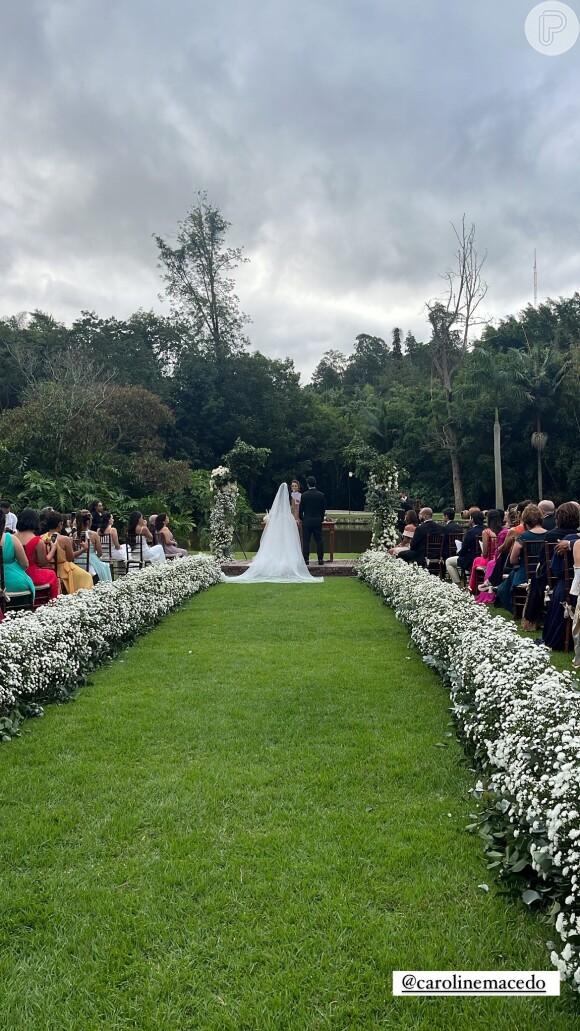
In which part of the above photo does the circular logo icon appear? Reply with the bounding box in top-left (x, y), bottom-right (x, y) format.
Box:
top-left (525, 2), bottom-right (580, 55)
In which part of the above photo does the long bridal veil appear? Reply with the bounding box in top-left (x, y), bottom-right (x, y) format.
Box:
top-left (222, 483), bottom-right (323, 584)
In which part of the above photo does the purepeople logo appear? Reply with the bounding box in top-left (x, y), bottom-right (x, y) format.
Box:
top-left (525, 2), bottom-right (580, 54)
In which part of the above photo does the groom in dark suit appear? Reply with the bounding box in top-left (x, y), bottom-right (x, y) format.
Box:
top-left (299, 476), bottom-right (326, 565)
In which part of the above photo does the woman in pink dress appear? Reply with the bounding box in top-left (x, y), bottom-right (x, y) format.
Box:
top-left (154, 514), bottom-right (188, 557)
top-left (15, 507), bottom-right (60, 600)
top-left (469, 509), bottom-right (503, 596)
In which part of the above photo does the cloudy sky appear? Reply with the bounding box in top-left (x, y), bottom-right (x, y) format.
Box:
top-left (2, 0), bottom-right (580, 380)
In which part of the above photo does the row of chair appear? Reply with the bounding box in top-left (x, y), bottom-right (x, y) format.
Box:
top-left (422, 531), bottom-right (575, 650)
top-left (0, 533), bottom-right (178, 616)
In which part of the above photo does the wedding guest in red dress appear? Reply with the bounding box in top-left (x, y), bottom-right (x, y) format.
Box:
top-left (15, 507), bottom-right (60, 600)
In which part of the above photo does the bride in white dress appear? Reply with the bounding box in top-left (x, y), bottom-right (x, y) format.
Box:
top-left (222, 483), bottom-right (323, 584)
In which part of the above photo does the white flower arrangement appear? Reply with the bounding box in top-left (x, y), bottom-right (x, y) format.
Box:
top-left (0, 555), bottom-right (221, 733)
top-left (358, 549), bottom-right (580, 988)
top-left (367, 465), bottom-right (400, 550)
top-left (210, 465), bottom-right (238, 562)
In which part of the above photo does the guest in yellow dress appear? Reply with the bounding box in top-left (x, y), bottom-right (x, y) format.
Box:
top-left (41, 510), bottom-right (93, 593)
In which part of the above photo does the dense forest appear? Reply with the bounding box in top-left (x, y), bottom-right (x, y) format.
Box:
top-left (1, 195), bottom-right (580, 527)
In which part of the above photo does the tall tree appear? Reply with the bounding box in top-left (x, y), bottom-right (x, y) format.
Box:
top-left (155, 192), bottom-right (249, 359)
top-left (426, 217), bottom-right (488, 511)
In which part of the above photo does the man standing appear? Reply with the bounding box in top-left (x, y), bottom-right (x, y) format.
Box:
top-left (398, 507), bottom-right (439, 566)
top-left (0, 501), bottom-right (17, 532)
top-left (299, 476), bottom-right (326, 565)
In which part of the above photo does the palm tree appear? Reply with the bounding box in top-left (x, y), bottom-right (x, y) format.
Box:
top-left (507, 340), bottom-right (570, 499)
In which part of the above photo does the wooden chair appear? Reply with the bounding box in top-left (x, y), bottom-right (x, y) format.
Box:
top-left (125, 534), bottom-right (145, 572)
top-left (98, 532), bottom-right (121, 580)
top-left (513, 538), bottom-right (547, 620)
top-left (543, 541), bottom-right (558, 609)
top-left (0, 544), bottom-right (35, 613)
top-left (73, 536), bottom-right (91, 573)
top-left (424, 532), bottom-right (444, 576)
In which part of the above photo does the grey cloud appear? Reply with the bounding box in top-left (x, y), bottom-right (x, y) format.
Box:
top-left (1, 0), bottom-right (580, 378)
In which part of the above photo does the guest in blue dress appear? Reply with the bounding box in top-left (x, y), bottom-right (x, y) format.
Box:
top-left (74, 510), bottom-right (112, 583)
top-left (496, 504), bottom-right (547, 614)
top-left (0, 511), bottom-right (35, 599)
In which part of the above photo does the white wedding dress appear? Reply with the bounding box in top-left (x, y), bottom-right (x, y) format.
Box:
top-left (222, 483), bottom-right (323, 584)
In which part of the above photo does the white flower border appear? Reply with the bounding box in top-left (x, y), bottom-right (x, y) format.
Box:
top-left (358, 549), bottom-right (580, 989)
top-left (0, 555), bottom-right (221, 723)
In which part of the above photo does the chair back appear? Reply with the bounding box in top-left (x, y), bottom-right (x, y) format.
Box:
top-left (544, 541), bottom-right (558, 596)
top-left (73, 534), bottom-right (91, 572)
top-left (522, 537), bottom-right (547, 582)
top-left (125, 534), bottom-right (144, 571)
top-left (99, 533), bottom-right (112, 561)
top-left (0, 544), bottom-right (6, 615)
top-left (424, 532), bottom-right (444, 575)
top-left (0, 543), bottom-right (34, 612)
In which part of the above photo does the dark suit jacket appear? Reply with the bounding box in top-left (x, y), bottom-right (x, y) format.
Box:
top-left (441, 520), bottom-right (463, 559)
top-left (406, 520), bottom-right (441, 565)
top-left (299, 489), bottom-right (326, 524)
top-left (457, 524), bottom-right (484, 570)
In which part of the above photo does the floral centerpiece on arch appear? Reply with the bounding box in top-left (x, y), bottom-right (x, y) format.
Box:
top-left (210, 465), bottom-right (238, 562)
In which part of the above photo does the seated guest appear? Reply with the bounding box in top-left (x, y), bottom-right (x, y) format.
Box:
top-left (390, 509), bottom-right (419, 557)
top-left (495, 504), bottom-right (547, 614)
top-left (468, 509), bottom-right (503, 595)
top-left (0, 509), bottom-right (35, 599)
top-left (74, 510), bottom-right (112, 582)
top-left (15, 507), bottom-right (60, 600)
top-left (446, 510), bottom-right (484, 587)
top-left (126, 511), bottom-right (166, 564)
top-left (98, 511), bottom-right (127, 563)
top-left (0, 500), bottom-right (17, 532)
top-left (521, 502), bottom-right (579, 629)
top-left (476, 510), bottom-right (512, 604)
top-left (535, 517), bottom-right (580, 650)
top-left (539, 499), bottom-right (556, 531)
top-left (398, 507), bottom-right (440, 566)
top-left (570, 539), bottom-right (580, 668)
top-left (41, 510), bottom-right (93, 593)
top-left (88, 500), bottom-right (104, 532)
top-left (440, 508), bottom-right (464, 560)
top-left (154, 513), bottom-right (188, 557)
top-left (482, 499), bottom-right (534, 594)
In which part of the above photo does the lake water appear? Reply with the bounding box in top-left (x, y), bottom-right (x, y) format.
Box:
top-left (189, 525), bottom-right (373, 555)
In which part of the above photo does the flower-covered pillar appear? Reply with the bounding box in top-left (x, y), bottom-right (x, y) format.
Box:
top-left (367, 464), bottom-right (400, 551)
top-left (210, 465), bottom-right (238, 562)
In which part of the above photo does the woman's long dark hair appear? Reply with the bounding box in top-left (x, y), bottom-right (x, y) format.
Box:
top-left (99, 511), bottom-right (113, 535)
top-left (127, 511), bottom-right (142, 536)
top-left (486, 509), bottom-right (503, 535)
top-left (75, 511), bottom-right (91, 536)
top-left (154, 513), bottom-right (167, 532)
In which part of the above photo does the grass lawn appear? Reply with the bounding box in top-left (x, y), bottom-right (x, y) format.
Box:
top-left (0, 580), bottom-right (577, 1030)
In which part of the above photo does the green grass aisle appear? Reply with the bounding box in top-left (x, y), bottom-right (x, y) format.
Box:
top-left (0, 581), bottom-right (576, 1030)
